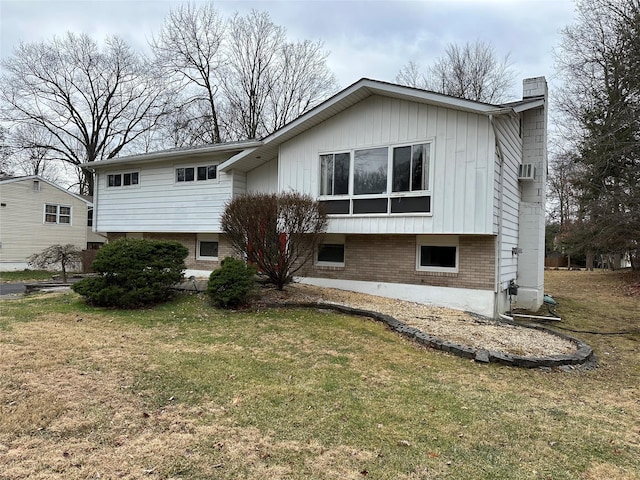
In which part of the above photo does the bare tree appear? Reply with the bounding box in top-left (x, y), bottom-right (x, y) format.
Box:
top-left (395, 61), bottom-right (428, 90)
top-left (266, 39), bottom-right (337, 133)
top-left (222, 10), bottom-right (337, 140)
top-left (555, 0), bottom-right (640, 270)
top-left (5, 124), bottom-right (62, 183)
top-left (221, 192), bottom-right (328, 290)
top-left (397, 40), bottom-right (515, 103)
top-left (222, 10), bottom-right (285, 140)
top-left (0, 126), bottom-right (13, 177)
top-left (0, 33), bottom-right (171, 195)
top-left (151, 2), bottom-right (225, 145)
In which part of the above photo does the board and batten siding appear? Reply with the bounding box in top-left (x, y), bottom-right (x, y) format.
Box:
top-left (0, 179), bottom-right (88, 263)
top-left (493, 115), bottom-right (522, 289)
top-left (246, 156), bottom-right (278, 193)
top-left (95, 159), bottom-right (234, 233)
top-left (276, 95), bottom-right (496, 235)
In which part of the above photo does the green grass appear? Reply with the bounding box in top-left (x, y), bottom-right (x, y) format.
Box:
top-left (0, 271), bottom-right (638, 479)
top-left (0, 269), bottom-right (56, 282)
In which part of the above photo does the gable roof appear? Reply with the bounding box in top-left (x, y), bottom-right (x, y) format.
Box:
top-left (218, 78), bottom-right (529, 173)
top-left (0, 175), bottom-right (93, 205)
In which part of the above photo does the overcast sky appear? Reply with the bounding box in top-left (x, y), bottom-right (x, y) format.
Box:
top-left (1, 0), bottom-right (576, 100)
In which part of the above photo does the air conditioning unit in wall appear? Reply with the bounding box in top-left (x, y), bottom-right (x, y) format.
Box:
top-left (518, 163), bottom-right (535, 181)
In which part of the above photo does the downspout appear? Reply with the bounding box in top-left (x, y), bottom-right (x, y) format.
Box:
top-left (489, 114), bottom-right (505, 318)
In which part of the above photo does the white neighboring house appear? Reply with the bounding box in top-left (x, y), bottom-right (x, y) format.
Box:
top-left (0, 175), bottom-right (105, 271)
top-left (88, 77), bottom-right (548, 317)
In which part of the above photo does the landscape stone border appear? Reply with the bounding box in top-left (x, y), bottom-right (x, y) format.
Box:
top-left (262, 301), bottom-right (596, 369)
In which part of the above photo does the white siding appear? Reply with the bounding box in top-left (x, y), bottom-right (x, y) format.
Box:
top-left (276, 95), bottom-right (495, 234)
top-left (493, 115), bottom-right (522, 289)
top-left (0, 179), bottom-right (88, 263)
top-left (246, 157), bottom-right (278, 193)
top-left (96, 160), bottom-right (234, 233)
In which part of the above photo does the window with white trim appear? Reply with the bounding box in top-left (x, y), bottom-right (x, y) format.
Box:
top-left (319, 153), bottom-right (350, 195)
top-left (319, 141), bottom-right (433, 215)
top-left (315, 234), bottom-right (345, 266)
top-left (197, 234), bottom-right (219, 260)
top-left (108, 171), bottom-right (139, 187)
top-left (416, 235), bottom-right (458, 273)
top-left (176, 164), bottom-right (218, 183)
top-left (44, 204), bottom-right (72, 225)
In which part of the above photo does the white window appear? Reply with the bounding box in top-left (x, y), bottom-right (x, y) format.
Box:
top-left (315, 234), bottom-right (345, 266)
top-left (197, 234), bottom-right (219, 260)
top-left (108, 171), bottom-right (139, 187)
top-left (319, 153), bottom-right (350, 195)
top-left (44, 204), bottom-right (72, 225)
top-left (33, 180), bottom-right (40, 192)
top-left (392, 143), bottom-right (429, 192)
top-left (176, 164), bottom-right (217, 183)
top-left (416, 235), bottom-right (458, 273)
top-left (354, 147), bottom-right (388, 195)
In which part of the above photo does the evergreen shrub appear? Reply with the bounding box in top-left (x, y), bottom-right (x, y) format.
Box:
top-left (207, 257), bottom-right (257, 308)
top-left (72, 238), bottom-right (188, 308)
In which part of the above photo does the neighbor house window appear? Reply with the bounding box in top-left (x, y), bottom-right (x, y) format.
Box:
top-left (44, 204), bottom-right (72, 225)
top-left (197, 234), bottom-right (219, 260)
top-left (416, 235), bottom-right (458, 273)
top-left (316, 234), bottom-right (345, 267)
top-left (108, 172), bottom-right (139, 187)
top-left (176, 164), bottom-right (218, 183)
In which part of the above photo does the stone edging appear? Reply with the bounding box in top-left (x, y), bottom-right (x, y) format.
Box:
top-left (262, 301), bottom-right (596, 369)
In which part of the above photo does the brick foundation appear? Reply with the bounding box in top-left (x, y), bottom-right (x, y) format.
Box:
top-left (301, 234), bottom-right (495, 290)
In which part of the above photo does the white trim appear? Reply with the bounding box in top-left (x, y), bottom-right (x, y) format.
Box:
top-left (197, 234), bottom-right (219, 261)
top-left (416, 235), bottom-right (459, 273)
top-left (296, 277), bottom-right (495, 317)
top-left (43, 203), bottom-right (73, 226)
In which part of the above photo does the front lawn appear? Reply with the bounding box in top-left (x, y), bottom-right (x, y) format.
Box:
top-left (0, 270), bottom-right (638, 479)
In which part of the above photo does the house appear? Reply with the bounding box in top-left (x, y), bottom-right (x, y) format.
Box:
top-left (0, 175), bottom-right (105, 271)
top-left (87, 77), bottom-right (548, 317)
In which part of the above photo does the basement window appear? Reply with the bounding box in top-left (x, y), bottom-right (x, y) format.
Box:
top-left (316, 235), bottom-right (345, 267)
top-left (416, 235), bottom-right (458, 273)
top-left (197, 234), bottom-right (219, 260)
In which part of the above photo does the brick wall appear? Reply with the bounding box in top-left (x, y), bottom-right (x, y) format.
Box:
top-left (300, 234), bottom-right (495, 290)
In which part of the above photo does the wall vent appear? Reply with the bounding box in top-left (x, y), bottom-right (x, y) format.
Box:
top-left (518, 163), bottom-right (535, 181)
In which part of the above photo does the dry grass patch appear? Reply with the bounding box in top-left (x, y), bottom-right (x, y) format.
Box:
top-left (0, 270), bottom-right (639, 479)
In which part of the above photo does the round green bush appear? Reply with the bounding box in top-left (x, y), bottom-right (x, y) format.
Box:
top-left (207, 257), bottom-right (257, 308)
top-left (72, 238), bottom-right (188, 308)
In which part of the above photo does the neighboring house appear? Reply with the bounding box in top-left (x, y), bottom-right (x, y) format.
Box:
top-left (0, 175), bottom-right (104, 271)
top-left (88, 77), bottom-right (548, 317)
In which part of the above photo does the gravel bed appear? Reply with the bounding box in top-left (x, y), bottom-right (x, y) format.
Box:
top-left (256, 283), bottom-right (577, 358)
